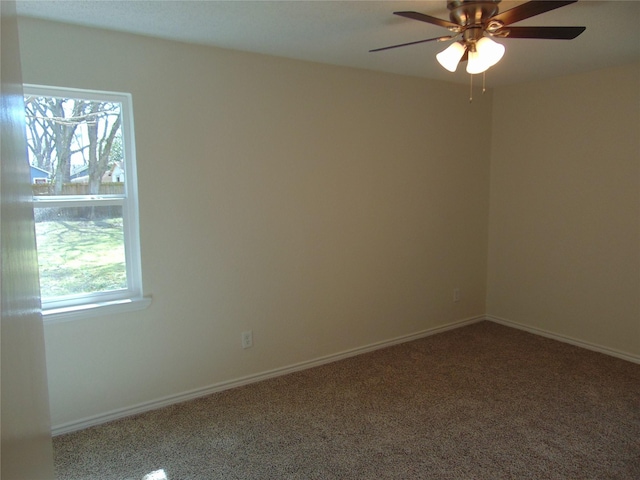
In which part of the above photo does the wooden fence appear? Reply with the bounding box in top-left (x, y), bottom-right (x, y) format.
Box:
top-left (33, 182), bottom-right (124, 196)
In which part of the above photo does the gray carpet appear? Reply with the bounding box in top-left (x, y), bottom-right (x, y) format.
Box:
top-left (53, 321), bottom-right (640, 479)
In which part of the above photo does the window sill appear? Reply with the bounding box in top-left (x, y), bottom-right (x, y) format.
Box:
top-left (43, 296), bottom-right (152, 324)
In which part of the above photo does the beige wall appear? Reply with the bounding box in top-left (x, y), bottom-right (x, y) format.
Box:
top-left (1, 3), bottom-right (55, 478)
top-left (487, 63), bottom-right (640, 357)
top-left (17, 18), bottom-right (491, 428)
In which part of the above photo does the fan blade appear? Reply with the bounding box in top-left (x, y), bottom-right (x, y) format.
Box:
top-left (491, 1), bottom-right (578, 26)
top-left (498, 26), bottom-right (585, 39)
top-left (394, 11), bottom-right (459, 29)
top-left (369, 36), bottom-right (452, 53)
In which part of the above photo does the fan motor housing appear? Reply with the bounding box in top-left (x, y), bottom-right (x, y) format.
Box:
top-left (447, 0), bottom-right (501, 26)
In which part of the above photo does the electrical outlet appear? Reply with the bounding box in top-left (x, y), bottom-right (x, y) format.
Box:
top-left (241, 330), bottom-right (253, 349)
top-left (453, 288), bottom-right (461, 303)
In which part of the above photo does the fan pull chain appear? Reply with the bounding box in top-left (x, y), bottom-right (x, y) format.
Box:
top-left (469, 73), bottom-right (488, 102)
top-left (469, 73), bottom-right (489, 103)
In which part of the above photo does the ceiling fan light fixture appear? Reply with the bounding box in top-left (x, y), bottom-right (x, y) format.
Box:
top-left (373, 3), bottom-right (586, 83)
top-left (466, 36), bottom-right (505, 74)
top-left (436, 41), bottom-right (466, 72)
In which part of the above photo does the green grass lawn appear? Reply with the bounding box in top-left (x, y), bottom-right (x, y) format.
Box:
top-left (35, 217), bottom-right (127, 299)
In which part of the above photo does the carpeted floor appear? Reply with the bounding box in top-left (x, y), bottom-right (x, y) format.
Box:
top-left (53, 321), bottom-right (640, 479)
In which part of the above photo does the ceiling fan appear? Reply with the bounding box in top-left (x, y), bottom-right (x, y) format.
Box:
top-left (370, 0), bottom-right (586, 75)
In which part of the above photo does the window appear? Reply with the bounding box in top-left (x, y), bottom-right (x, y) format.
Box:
top-left (24, 85), bottom-right (148, 321)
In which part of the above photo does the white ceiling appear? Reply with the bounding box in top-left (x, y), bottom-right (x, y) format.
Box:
top-left (15, 0), bottom-right (640, 87)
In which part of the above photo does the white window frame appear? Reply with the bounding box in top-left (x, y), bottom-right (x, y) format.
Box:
top-left (24, 84), bottom-right (149, 322)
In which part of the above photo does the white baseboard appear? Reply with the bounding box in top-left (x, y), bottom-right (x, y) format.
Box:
top-left (485, 314), bottom-right (640, 365)
top-left (53, 314), bottom-right (638, 436)
top-left (51, 315), bottom-right (485, 436)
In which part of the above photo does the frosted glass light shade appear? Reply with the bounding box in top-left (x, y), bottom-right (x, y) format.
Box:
top-left (466, 37), bottom-right (505, 74)
top-left (466, 50), bottom-right (485, 74)
top-left (477, 37), bottom-right (505, 68)
top-left (436, 42), bottom-right (466, 72)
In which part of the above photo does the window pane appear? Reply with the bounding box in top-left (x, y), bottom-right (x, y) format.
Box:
top-left (25, 96), bottom-right (124, 196)
top-left (35, 206), bottom-right (127, 299)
